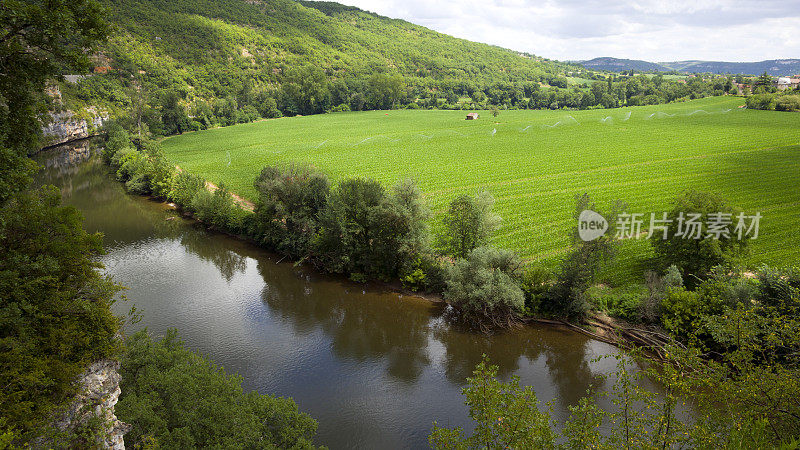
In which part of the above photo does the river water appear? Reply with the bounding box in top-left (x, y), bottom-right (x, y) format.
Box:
top-left (36, 143), bottom-right (658, 449)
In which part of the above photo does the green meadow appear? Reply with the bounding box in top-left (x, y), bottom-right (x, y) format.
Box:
top-left (162, 97), bottom-right (800, 282)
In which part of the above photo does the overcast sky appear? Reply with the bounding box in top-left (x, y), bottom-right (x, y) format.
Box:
top-left (316, 0), bottom-right (800, 62)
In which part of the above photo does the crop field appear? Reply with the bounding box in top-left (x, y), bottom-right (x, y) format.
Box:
top-left (162, 97), bottom-right (800, 283)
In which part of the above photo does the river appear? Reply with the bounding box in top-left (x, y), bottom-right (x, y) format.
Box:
top-left (36, 142), bottom-right (660, 449)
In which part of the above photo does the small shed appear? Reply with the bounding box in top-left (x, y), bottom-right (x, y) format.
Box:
top-left (466, 113), bottom-right (480, 120)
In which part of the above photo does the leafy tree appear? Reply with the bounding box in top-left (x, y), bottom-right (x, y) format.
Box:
top-left (439, 192), bottom-right (501, 259)
top-left (429, 356), bottom-right (555, 449)
top-left (367, 73), bottom-right (405, 109)
top-left (281, 65), bottom-right (331, 115)
top-left (117, 330), bottom-right (320, 449)
top-left (313, 178), bottom-right (429, 281)
top-left (651, 190), bottom-right (748, 283)
top-left (443, 246), bottom-right (525, 328)
top-left (0, 0), bottom-right (122, 444)
top-left (0, 187), bottom-right (122, 442)
top-left (250, 163), bottom-right (330, 258)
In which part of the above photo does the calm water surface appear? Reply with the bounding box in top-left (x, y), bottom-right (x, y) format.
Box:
top-left (36, 143), bottom-right (659, 449)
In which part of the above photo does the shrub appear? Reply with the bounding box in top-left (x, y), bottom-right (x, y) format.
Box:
top-left (639, 265), bottom-right (683, 323)
top-left (191, 185), bottom-right (247, 233)
top-left (543, 194), bottom-right (622, 319)
top-left (518, 264), bottom-right (554, 314)
top-left (745, 93), bottom-right (776, 110)
top-left (329, 103), bottom-right (350, 112)
top-left (775, 95), bottom-right (800, 112)
top-left (168, 171), bottom-right (206, 209)
top-left (443, 246), bottom-right (525, 328)
top-left (651, 190), bottom-right (748, 283)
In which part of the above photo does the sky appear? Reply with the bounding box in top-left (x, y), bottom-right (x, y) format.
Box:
top-left (311, 0), bottom-right (800, 62)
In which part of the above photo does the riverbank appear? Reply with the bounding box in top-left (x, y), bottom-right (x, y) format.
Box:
top-left (36, 144), bottom-right (656, 448)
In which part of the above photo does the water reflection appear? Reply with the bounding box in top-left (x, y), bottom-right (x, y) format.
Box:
top-left (35, 146), bottom-right (653, 449)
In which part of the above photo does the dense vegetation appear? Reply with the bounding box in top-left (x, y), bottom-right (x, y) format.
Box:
top-left (117, 330), bottom-right (319, 449)
top-left (0, 0), bottom-right (122, 444)
top-left (0, 0), bottom-right (316, 446)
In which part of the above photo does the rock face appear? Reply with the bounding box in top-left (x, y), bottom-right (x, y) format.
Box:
top-left (52, 359), bottom-right (131, 449)
top-left (40, 83), bottom-right (107, 149)
top-left (41, 108), bottom-right (107, 148)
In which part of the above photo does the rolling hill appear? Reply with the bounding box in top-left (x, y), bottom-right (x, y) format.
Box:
top-left (581, 57), bottom-right (800, 76)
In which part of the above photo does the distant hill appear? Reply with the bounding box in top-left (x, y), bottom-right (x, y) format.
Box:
top-left (660, 59), bottom-right (800, 76)
top-left (580, 57), bottom-right (800, 76)
top-left (580, 57), bottom-right (670, 72)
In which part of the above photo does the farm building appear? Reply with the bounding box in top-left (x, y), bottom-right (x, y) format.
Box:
top-left (466, 113), bottom-right (479, 120)
top-left (774, 77), bottom-right (800, 90)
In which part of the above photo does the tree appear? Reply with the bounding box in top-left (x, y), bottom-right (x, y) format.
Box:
top-left (0, 0), bottom-right (122, 444)
top-left (429, 356), bottom-right (555, 449)
top-left (280, 65), bottom-right (331, 116)
top-left (250, 163), bottom-right (330, 258)
top-left (367, 73), bottom-right (405, 109)
top-left (117, 330), bottom-right (320, 449)
top-left (313, 178), bottom-right (429, 281)
top-left (439, 192), bottom-right (501, 259)
top-left (651, 190), bottom-right (748, 283)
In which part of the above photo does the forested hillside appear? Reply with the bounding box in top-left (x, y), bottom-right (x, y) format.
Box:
top-left (64, 0), bottom-right (734, 137)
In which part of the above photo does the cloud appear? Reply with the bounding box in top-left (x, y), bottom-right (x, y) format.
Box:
top-left (308, 0), bottom-right (800, 61)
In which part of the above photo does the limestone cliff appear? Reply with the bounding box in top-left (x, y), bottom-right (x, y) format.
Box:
top-left (50, 360), bottom-right (130, 449)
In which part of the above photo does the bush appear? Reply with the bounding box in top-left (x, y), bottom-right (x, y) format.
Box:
top-left (400, 253), bottom-right (448, 293)
top-left (443, 246), bottom-right (525, 328)
top-left (250, 164), bottom-right (329, 259)
top-left (191, 185), bottom-right (247, 233)
top-left (745, 93), bottom-right (776, 110)
top-left (651, 190), bottom-right (748, 283)
top-left (117, 330), bottom-right (319, 449)
top-left (775, 95), bottom-right (800, 112)
top-left (168, 171), bottom-right (206, 208)
top-left (329, 103), bottom-right (350, 112)
top-left (518, 264), bottom-right (553, 314)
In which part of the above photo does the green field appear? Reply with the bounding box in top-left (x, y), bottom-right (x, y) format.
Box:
top-left (162, 97), bottom-right (800, 282)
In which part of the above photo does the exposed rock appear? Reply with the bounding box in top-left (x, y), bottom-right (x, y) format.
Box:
top-left (41, 108), bottom-right (107, 148)
top-left (51, 359), bottom-right (131, 449)
top-left (40, 84), bottom-right (107, 149)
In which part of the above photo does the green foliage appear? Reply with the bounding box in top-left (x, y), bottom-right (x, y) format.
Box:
top-left (543, 194), bottom-right (621, 319)
top-left (117, 330), bottom-right (320, 449)
top-left (429, 356), bottom-right (555, 449)
top-left (313, 177), bottom-right (429, 281)
top-left (191, 184), bottom-right (248, 233)
top-left (250, 163), bottom-right (330, 258)
top-left (0, 187), bottom-right (121, 442)
top-left (439, 192), bottom-right (501, 259)
top-left (651, 190), bottom-right (748, 283)
top-left (0, 0), bottom-right (108, 156)
top-left (443, 247), bottom-right (525, 328)
top-left (775, 95), bottom-right (800, 112)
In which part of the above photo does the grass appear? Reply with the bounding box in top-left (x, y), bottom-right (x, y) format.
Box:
top-left (162, 97), bottom-right (800, 284)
